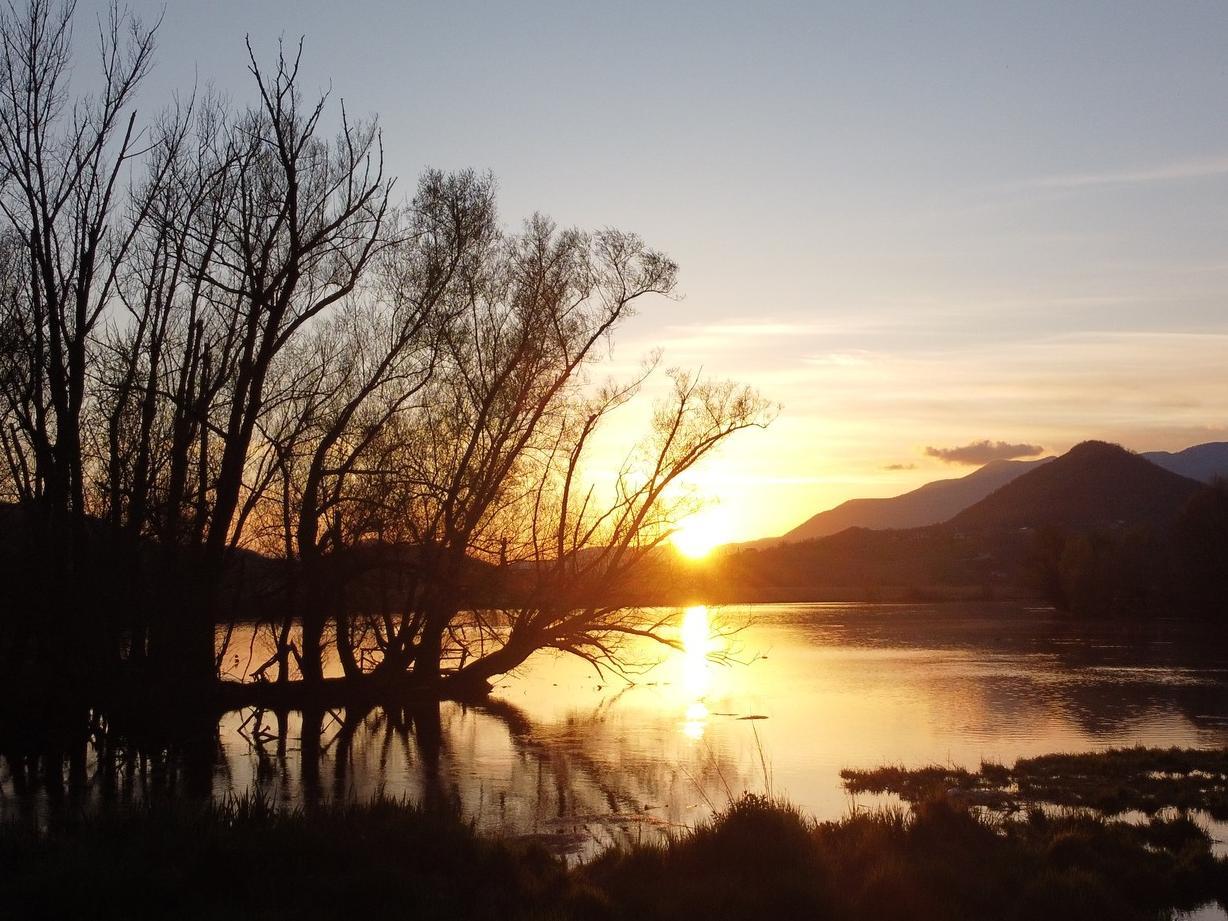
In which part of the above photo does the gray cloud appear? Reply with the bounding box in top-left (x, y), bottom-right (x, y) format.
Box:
top-left (883, 463), bottom-right (916, 470)
top-left (925, 440), bottom-right (1044, 466)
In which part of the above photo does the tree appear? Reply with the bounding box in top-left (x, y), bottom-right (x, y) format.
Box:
top-left (0, 0), bottom-right (157, 526)
top-left (0, 0), bottom-right (776, 707)
top-left (443, 367), bottom-right (775, 694)
top-left (0, 0), bottom-right (162, 695)
top-left (199, 39), bottom-right (392, 576)
top-left (266, 169), bottom-right (498, 682)
top-left (295, 218), bottom-right (774, 693)
top-left (147, 39), bottom-right (394, 687)
top-left (360, 218), bottom-right (679, 686)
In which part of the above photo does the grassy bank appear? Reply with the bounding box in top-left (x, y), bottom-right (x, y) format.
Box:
top-left (5, 753), bottom-right (1228, 920)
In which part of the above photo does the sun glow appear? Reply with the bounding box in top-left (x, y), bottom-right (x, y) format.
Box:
top-left (671, 507), bottom-right (732, 559)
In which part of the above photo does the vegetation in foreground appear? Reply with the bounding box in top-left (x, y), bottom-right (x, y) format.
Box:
top-left (6, 751), bottom-right (1228, 921)
top-left (586, 794), bottom-right (1226, 921)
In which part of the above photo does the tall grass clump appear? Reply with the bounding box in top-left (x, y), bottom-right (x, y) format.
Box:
top-left (584, 792), bottom-right (1227, 921)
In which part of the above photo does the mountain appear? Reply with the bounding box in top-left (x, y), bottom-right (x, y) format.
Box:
top-left (948, 441), bottom-right (1202, 532)
top-left (1141, 442), bottom-right (1228, 484)
top-left (706, 441), bottom-right (1211, 605)
top-left (776, 457), bottom-right (1053, 542)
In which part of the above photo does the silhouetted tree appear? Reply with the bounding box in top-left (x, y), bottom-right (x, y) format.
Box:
top-left (0, 0), bottom-right (775, 707)
top-left (0, 0), bottom-right (157, 526)
top-left (443, 367), bottom-right (775, 693)
top-left (0, 0), bottom-right (162, 698)
top-left (266, 169), bottom-right (497, 682)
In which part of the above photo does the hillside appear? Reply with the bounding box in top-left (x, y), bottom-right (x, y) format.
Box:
top-left (1142, 442), bottom-right (1228, 484)
top-left (948, 441), bottom-right (1202, 532)
top-left (777, 457), bottom-right (1052, 542)
top-left (705, 441), bottom-right (1210, 604)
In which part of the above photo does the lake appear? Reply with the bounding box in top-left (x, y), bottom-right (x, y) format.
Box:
top-left (7, 603), bottom-right (1228, 858)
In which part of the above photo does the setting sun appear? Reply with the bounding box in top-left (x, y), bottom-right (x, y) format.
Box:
top-left (671, 508), bottom-right (732, 558)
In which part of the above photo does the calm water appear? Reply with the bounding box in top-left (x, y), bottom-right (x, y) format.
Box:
top-left (8, 603), bottom-right (1228, 857)
top-left (218, 603), bottom-right (1228, 848)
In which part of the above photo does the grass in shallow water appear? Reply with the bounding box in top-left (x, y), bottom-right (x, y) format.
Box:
top-left (842, 745), bottom-right (1228, 818)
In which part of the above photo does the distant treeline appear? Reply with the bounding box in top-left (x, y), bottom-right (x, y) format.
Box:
top-left (665, 480), bottom-right (1228, 616)
top-left (1028, 480), bottom-right (1228, 618)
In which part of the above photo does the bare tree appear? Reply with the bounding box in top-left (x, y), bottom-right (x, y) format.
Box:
top-left (444, 368), bottom-right (776, 693)
top-left (287, 169), bottom-right (496, 681)
top-left (300, 218), bottom-right (773, 694)
top-left (199, 39), bottom-right (392, 577)
top-left (355, 218), bottom-right (680, 687)
top-left (0, 0), bottom-right (157, 528)
top-left (0, 226), bottom-right (33, 500)
top-left (0, 0), bottom-right (164, 695)
top-left (144, 39), bottom-right (397, 686)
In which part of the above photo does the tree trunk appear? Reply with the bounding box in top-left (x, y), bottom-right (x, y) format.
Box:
top-left (445, 639), bottom-right (535, 698)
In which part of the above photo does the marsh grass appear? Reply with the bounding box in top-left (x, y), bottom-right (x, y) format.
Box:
top-left (5, 755), bottom-right (1228, 920)
top-left (843, 746), bottom-right (1228, 818)
top-left (1, 791), bottom-right (583, 921)
top-left (583, 793), bottom-right (1226, 921)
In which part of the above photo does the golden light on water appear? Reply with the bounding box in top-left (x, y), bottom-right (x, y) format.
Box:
top-left (679, 605), bottom-right (714, 739)
top-left (680, 605), bottom-right (712, 659)
top-left (683, 701), bottom-right (709, 740)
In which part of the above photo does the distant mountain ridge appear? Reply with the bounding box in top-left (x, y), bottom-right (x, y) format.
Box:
top-left (948, 441), bottom-right (1202, 532)
top-left (756, 440), bottom-right (1228, 547)
top-left (777, 457), bottom-right (1053, 543)
top-left (1141, 442), bottom-right (1228, 484)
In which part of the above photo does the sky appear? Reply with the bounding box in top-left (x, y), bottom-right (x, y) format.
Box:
top-left (81, 0), bottom-right (1228, 541)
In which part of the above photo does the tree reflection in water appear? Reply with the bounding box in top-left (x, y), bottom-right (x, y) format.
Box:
top-left (1, 696), bottom-right (749, 859)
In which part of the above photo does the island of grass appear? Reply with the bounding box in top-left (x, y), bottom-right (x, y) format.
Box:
top-left (842, 745), bottom-right (1228, 818)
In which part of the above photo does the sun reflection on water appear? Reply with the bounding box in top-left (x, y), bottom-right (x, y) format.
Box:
top-left (679, 605), bottom-right (715, 738)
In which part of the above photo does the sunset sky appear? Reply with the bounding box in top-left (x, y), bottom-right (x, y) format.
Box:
top-left (95, 0), bottom-right (1228, 541)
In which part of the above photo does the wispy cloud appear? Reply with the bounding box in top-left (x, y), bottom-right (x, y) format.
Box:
top-left (675, 321), bottom-right (833, 337)
top-left (803, 349), bottom-right (882, 367)
top-left (925, 440), bottom-right (1045, 466)
top-left (1033, 156), bottom-right (1228, 189)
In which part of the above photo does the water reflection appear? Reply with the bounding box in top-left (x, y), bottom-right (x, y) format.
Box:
top-left (680, 604), bottom-right (715, 739)
top-left (6, 603), bottom-right (1228, 856)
